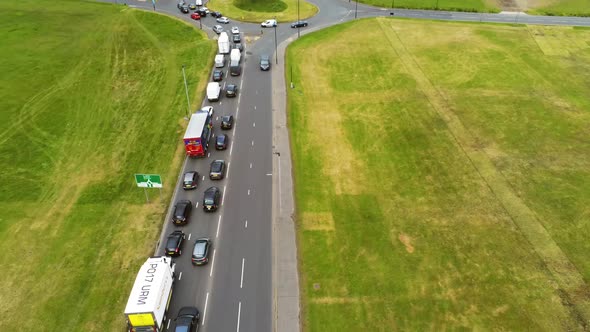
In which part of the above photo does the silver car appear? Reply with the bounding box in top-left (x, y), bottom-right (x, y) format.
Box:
top-left (216, 16), bottom-right (230, 24)
top-left (212, 25), bottom-right (223, 34)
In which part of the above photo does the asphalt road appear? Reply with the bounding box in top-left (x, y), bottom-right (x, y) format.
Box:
top-left (104, 0), bottom-right (590, 331)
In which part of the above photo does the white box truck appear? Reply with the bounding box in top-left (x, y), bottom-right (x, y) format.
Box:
top-left (124, 256), bottom-right (175, 332)
top-left (207, 82), bottom-right (221, 101)
top-left (218, 32), bottom-right (230, 54)
top-left (230, 48), bottom-right (241, 63)
top-left (214, 54), bottom-right (225, 68)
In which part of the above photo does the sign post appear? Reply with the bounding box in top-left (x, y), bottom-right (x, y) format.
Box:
top-left (135, 174), bottom-right (163, 203)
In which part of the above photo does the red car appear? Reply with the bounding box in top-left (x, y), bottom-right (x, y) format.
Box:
top-left (191, 12), bottom-right (201, 20)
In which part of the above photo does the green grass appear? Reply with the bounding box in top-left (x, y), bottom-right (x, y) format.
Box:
top-left (357, 0), bottom-right (499, 13)
top-left (287, 18), bottom-right (590, 331)
top-left (206, 0), bottom-right (318, 22)
top-left (0, 0), bottom-right (215, 331)
top-left (528, 0), bottom-right (590, 17)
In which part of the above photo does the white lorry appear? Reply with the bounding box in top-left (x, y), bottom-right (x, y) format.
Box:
top-left (230, 48), bottom-right (241, 64)
top-left (214, 54), bottom-right (225, 68)
top-left (207, 82), bottom-right (221, 101)
top-left (218, 32), bottom-right (230, 54)
top-left (124, 256), bottom-right (175, 332)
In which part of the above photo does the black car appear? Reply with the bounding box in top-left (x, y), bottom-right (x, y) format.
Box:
top-left (191, 238), bottom-right (211, 265)
top-left (165, 230), bottom-right (185, 256)
top-left (232, 34), bottom-right (241, 43)
top-left (174, 307), bottom-right (200, 332)
top-left (183, 171), bottom-right (198, 190)
top-left (209, 160), bottom-right (225, 180)
top-left (211, 11), bottom-right (222, 18)
top-left (215, 134), bottom-right (228, 150)
top-left (172, 200), bottom-right (192, 225)
top-left (291, 20), bottom-right (308, 28)
top-left (203, 187), bottom-right (221, 211)
top-left (233, 43), bottom-right (244, 52)
top-left (221, 115), bottom-right (234, 129)
top-left (180, 5), bottom-right (189, 13)
top-left (177, 1), bottom-right (185, 9)
top-left (212, 69), bottom-right (223, 82)
top-left (260, 55), bottom-right (270, 71)
top-left (225, 84), bottom-right (237, 98)
top-left (195, 8), bottom-right (207, 16)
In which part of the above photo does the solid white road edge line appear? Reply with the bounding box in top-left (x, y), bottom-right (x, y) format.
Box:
top-left (216, 215), bottom-right (222, 238)
top-left (202, 292), bottom-right (210, 326)
top-left (226, 161), bottom-right (231, 179)
top-left (167, 319), bottom-right (171, 329)
top-left (236, 301), bottom-right (242, 332)
top-left (230, 140), bottom-right (234, 155)
top-left (240, 258), bottom-right (245, 288)
top-left (223, 185), bottom-right (227, 203)
top-left (210, 249), bottom-right (216, 277)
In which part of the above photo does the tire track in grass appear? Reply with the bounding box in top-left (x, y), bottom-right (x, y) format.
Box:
top-left (377, 17), bottom-right (590, 326)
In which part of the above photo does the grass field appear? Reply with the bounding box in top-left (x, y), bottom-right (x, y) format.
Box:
top-left (206, 0), bottom-right (318, 22)
top-left (287, 18), bottom-right (590, 330)
top-left (528, 0), bottom-right (590, 16)
top-left (0, 1), bottom-right (215, 331)
top-left (357, 0), bottom-right (499, 12)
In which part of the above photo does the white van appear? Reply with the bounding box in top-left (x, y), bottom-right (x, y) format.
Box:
top-left (214, 54), bottom-right (225, 68)
top-left (230, 48), bottom-right (241, 64)
top-left (207, 82), bottom-right (221, 101)
top-left (195, 0), bottom-right (203, 6)
top-left (261, 19), bottom-right (277, 28)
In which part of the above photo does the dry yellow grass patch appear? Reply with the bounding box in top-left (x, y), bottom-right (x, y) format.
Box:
top-left (311, 296), bottom-right (383, 304)
top-left (528, 26), bottom-right (590, 56)
top-left (301, 212), bottom-right (336, 231)
top-left (397, 233), bottom-right (415, 253)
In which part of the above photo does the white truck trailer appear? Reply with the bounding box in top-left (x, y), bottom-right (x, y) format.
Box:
top-left (124, 256), bottom-right (175, 332)
top-left (218, 32), bottom-right (230, 54)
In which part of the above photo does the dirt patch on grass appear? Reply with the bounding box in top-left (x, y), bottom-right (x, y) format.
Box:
top-left (397, 233), bottom-right (415, 253)
top-left (301, 212), bottom-right (335, 231)
top-left (311, 296), bottom-right (382, 304)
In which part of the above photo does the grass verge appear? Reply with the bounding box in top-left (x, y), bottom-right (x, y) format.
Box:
top-left (206, 0), bottom-right (318, 22)
top-left (0, 1), bottom-right (215, 331)
top-left (357, 0), bottom-right (499, 13)
top-left (287, 17), bottom-right (590, 330)
top-left (527, 0), bottom-right (590, 17)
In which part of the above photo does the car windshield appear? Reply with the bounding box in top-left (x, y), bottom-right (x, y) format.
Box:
top-left (175, 204), bottom-right (186, 215)
top-left (212, 162), bottom-right (222, 172)
top-left (222, 116), bottom-right (230, 121)
top-left (193, 242), bottom-right (206, 257)
top-left (217, 136), bottom-right (225, 143)
top-left (175, 326), bottom-right (189, 332)
top-left (166, 237), bottom-right (178, 248)
top-left (183, 173), bottom-right (193, 182)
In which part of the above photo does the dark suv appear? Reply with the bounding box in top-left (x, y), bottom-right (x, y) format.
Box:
top-left (215, 134), bottom-right (228, 150)
top-left (191, 238), bottom-right (211, 265)
top-left (174, 307), bottom-right (200, 332)
top-left (172, 200), bottom-right (192, 225)
top-left (209, 160), bottom-right (225, 180)
top-left (183, 171), bottom-right (198, 190)
top-left (203, 187), bottom-right (221, 211)
top-left (221, 115), bottom-right (234, 129)
top-left (165, 230), bottom-right (185, 256)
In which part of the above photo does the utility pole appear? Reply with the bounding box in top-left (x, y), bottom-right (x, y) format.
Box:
top-left (297, 0), bottom-right (300, 38)
top-left (274, 19), bottom-right (278, 65)
top-left (355, 0), bottom-right (358, 19)
top-left (181, 65), bottom-right (191, 120)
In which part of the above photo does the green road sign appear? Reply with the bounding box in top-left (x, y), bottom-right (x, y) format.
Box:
top-left (135, 174), bottom-right (163, 188)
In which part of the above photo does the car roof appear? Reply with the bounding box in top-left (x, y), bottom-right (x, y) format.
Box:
top-left (222, 115), bottom-right (232, 120)
top-left (205, 186), bottom-right (219, 194)
top-left (178, 306), bottom-right (199, 317)
top-left (177, 200), bottom-right (191, 207)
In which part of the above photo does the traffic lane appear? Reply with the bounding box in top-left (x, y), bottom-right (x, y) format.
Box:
top-left (205, 55), bottom-right (274, 332)
top-left (162, 69), bottom-right (241, 327)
